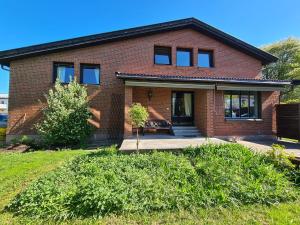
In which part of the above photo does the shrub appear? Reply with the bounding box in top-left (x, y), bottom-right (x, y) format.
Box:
top-left (0, 127), bottom-right (5, 141)
top-left (6, 144), bottom-right (298, 219)
top-left (35, 79), bottom-right (92, 147)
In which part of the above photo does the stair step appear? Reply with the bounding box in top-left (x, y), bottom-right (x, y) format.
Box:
top-left (172, 125), bottom-right (201, 137)
top-left (172, 126), bottom-right (197, 130)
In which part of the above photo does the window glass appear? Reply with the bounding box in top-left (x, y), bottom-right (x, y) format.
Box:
top-left (154, 46), bottom-right (171, 65)
top-left (240, 94), bottom-right (249, 117)
top-left (198, 50), bottom-right (213, 68)
top-left (231, 94), bottom-right (240, 118)
top-left (81, 64), bottom-right (100, 85)
top-left (176, 49), bottom-right (192, 66)
top-left (249, 92), bottom-right (258, 118)
top-left (54, 63), bottom-right (74, 83)
top-left (224, 94), bottom-right (231, 118)
top-left (224, 91), bottom-right (260, 119)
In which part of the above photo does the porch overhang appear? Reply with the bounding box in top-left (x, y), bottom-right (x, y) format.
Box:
top-left (125, 80), bottom-right (214, 89)
top-left (116, 72), bottom-right (291, 91)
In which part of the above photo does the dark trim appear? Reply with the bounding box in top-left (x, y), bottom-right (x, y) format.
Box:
top-left (154, 46), bottom-right (172, 65)
top-left (53, 62), bottom-right (74, 83)
top-left (0, 18), bottom-right (277, 65)
top-left (176, 48), bottom-right (193, 67)
top-left (224, 90), bottom-right (261, 119)
top-left (80, 63), bottom-right (101, 85)
top-left (116, 72), bottom-right (292, 86)
top-left (171, 91), bottom-right (194, 126)
top-left (198, 49), bottom-right (214, 68)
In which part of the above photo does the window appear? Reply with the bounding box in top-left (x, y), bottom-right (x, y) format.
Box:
top-left (198, 50), bottom-right (214, 68)
top-left (154, 46), bottom-right (172, 65)
top-left (0, 101), bottom-right (4, 104)
top-left (53, 63), bottom-right (74, 83)
top-left (176, 48), bottom-right (193, 66)
top-left (80, 64), bottom-right (100, 85)
top-left (224, 91), bottom-right (260, 119)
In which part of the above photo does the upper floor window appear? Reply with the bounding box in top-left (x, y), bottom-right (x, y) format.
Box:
top-left (176, 48), bottom-right (193, 66)
top-left (53, 62), bottom-right (74, 83)
top-left (154, 46), bottom-right (171, 65)
top-left (80, 64), bottom-right (100, 85)
top-left (198, 50), bottom-right (214, 68)
top-left (224, 91), bottom-right (260, 119)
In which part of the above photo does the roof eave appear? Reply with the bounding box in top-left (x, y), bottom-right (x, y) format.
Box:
top-left (0, 18), bottom-right (277, 65)
top-left (115, 73), bottom-right (291, 86)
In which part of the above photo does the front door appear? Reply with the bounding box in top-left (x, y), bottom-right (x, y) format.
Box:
top-left (171, 91), bottom-right (194, 125)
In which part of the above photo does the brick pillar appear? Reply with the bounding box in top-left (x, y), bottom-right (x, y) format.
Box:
top-left (206, 89), bottom-right (215, 137)
top-left (124, 86), bottom-right (133, 138)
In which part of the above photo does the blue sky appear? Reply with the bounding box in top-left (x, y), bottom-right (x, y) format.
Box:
top-left (0, 0), bottom-right (300, 94)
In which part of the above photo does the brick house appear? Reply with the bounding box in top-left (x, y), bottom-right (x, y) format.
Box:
top-left (0, 18), bottom-right (291, 142)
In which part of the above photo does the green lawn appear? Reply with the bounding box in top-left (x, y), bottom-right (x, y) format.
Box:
top-left (0, 150), bottom-right (299, 225)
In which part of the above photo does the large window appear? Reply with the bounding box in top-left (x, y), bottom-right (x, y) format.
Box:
top-left (198, 50), bottom-right (214, 68)
top-left (224, 91), bottom-right (260, 119)
top-left (53, 62), bottom-right (74, 83)
top-left (80, 64), bottom-right (100, 85)
top-left (176, 48), bottom-right (193, 66)
top-left (154, 46), bottom-right (172, 65)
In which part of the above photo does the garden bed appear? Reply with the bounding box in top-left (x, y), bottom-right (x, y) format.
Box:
top-left (6, 144), bottom-right (299, 220)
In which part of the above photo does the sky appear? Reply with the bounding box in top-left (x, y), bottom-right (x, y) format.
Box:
top-left (0, 0), bottom-right (300, 94)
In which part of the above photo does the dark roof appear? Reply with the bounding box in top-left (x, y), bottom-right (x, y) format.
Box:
top-left (0, 18), bottom-right (277, 65)
top-left (115, 72), bottom-right (291, 86)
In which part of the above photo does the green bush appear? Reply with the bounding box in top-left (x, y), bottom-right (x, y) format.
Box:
top-left (6, 144), bottom-right (298, 219)
top-left (35, 79), bottom-right (92, 147)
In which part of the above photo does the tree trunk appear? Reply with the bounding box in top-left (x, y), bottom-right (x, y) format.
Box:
top-left (136, 127), bottom-right (139, 152)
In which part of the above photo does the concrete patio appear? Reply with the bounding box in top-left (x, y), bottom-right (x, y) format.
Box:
top-left (119, 134), bottom-right (300, 160)
top-left (119, 134), bottom-right (227, 152)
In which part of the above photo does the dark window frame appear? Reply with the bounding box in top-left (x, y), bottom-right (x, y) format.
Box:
top-left (224, 91), bottom-right (261, 119)
top-left (154, 46), bottom-right (172, 65)
top-left (198, 50), bottom-right (214, 68)
top-left (80, 63), bottom-right (101, 85)
top-left (176, 48), bottom-right (193, 67)
top-left (53, 62), bottom-right (75, 84)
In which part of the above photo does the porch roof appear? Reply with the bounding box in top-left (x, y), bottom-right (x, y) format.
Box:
top-left (116, 72), bottom-right (291, 91)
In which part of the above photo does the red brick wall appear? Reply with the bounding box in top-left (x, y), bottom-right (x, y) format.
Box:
top-left (7, 28), bottom-right (272, 139)
top-left (214, 91), bottom-right (280, 136)
top-left (132, 87), bottom-right (171, 121)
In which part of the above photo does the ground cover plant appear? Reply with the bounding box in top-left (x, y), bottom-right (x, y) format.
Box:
top-left (6, 144), bottom-right (299, 221)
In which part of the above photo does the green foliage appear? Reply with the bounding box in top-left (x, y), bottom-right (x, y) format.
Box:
top-left (128, 103), bottom-right (149, 150)
top-left (35, 79), bottom-right (92, 147)
top-left (0, 127), bottom-right (5, 141)
top-left (261, 38), bottom-right (300, 101)
top-left (265, 144), bottom-right (300, 187)
top-left (7, 144), bottom-right (298, 220)
top-left (11, 135), bottom-right (35, 146)
top-left (129, 103), bottom-right (149, 128)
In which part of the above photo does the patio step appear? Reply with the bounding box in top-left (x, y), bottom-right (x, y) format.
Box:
top-left (172, 126), bottom-right (201, 137)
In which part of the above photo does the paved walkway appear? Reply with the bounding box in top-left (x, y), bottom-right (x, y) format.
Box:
top-left (237, 139), bottom-right (300, 159)
top-left (119, 135), bottom-right (226, 152)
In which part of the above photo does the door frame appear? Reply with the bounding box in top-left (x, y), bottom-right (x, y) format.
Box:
top-left (171, 91), bottom-right (194, 126)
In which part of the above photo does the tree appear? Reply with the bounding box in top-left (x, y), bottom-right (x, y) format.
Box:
top-left (36, 79), bottom-right (92, 147)
top-left (262, 38), bottom-right (300, 102)
top-left (128, 103), bottom-right (149, 151)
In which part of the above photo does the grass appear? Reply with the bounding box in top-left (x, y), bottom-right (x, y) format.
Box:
top-left (0, 150), bottom-right (89, 224)
top-left (0, 146), bottom-right (299, 224)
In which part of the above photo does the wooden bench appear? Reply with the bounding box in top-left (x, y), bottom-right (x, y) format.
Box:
top-left (142, 120), bottom-right (172, 135)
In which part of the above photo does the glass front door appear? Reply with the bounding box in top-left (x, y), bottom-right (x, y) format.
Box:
top-left (171, 91), bottom-right (194, 125)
